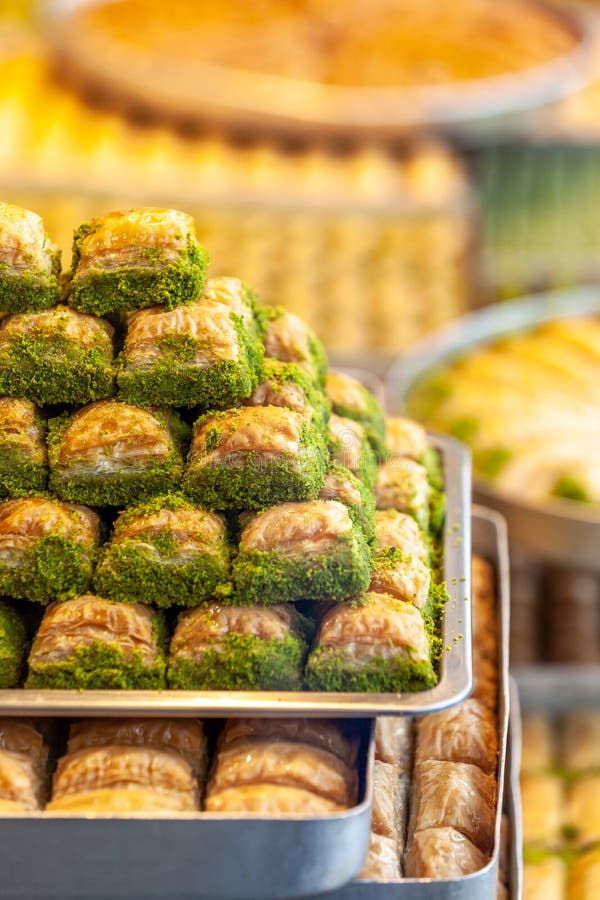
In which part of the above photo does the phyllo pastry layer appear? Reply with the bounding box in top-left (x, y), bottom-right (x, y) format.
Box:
top-left (375, 717), bottom-right (413, 771)
top-left (263, 307), bottom-right (327, 387)
top-left (0, 398), bottom-right (46, 498)
top-left (245, 359), bottom-right (329, 433)
top-left (328, 414), bottom-right (376, 488)
top-left (369, 548), bottom-right (431, 610)
top-left (168, 602), bottom-right (310, 690)
top-left (184, 406), bottom-right (327, 510)
top-left (319, 463), bottom-right (375, 545)
top-left (94, 494), bottom-right (230, 608)
top-left (48, 401), bottom-right (187, 507)
top-left (0, 203), bottom-right (60, 313)
top-left (374, 509), bottom-right (428, 562)
top-left (385, 416), bottom-right (429, 461)
top-left (404, 826), bottom-right (487, 879)
top-left (233, 499), bottom-right (371, 605)
top-left (204, 276), bottom-right (266, 346)
top-left (116, 298), bottom-right (262, 408)
top-left (0, 497), bottom-right (100, 603)
top-left (305, 591), bottom-right (435, 692)
top-left (414, 698), bottom-right (498, 775)
top-left (219, 718), bottom-right (359, 768)
top-left (204, 784), bottom-right (343, 815)
top-left (0, 602), bottom-right (27, 687)
top-left (375, 458), bottom-right (431, 531)
top-left (68, 208), bottom-right (208, 315)
top-left (327, 371), bottom-right (386, 460)
top-left (0, 720), bottom-right (48, 812)
top-left (0, 306), bottom-right (114, 405)
top-left (358, 832), bottom-right (401, 880)
top-left (26, 594), bottom-right (167, 689)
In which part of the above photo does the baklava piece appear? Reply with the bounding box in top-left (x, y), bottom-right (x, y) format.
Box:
top-left (0, 719), bottom-right (48, 812)
top-left (415, 699), bottom-right (498, 775)
top-left (327, 371), bottom-right (386, 460)
top-left (371, 760), bottom-right (405, 841)
top-left (168, 602), bottom-right (310, 690)
top-left (328, 413), bottom-right (376, 488)
top-left (184, 406), bottom-right (327, 510)
top-left (233, 500), bottom-right (371, 605)
top-left (386, 416), bottom-right (429, 461)
top-left (204, 275), bottom-right (266, 345)
top-left (375, 717), bottom-right (413, 770)
top-left (0, 203), bottom-right (60, 313)
top-left (47, 744), bottom-right (198, 813)
top-left (374, 510), bottom-right (429, 562)
top-left (0, 602), bottom-right (26, 687)
top-left (305, 591), bottom-right (435, 693)
top-left (405, 827), bottom-right (487, 879)
top-left (218, 718), bottom-right (359, 768)
top-left (245, 359), bottom-right (329, 434)
top-left (0, 398), bottom-right (46, 497)
top-left (358, 832), bottom-right (401, 880)
top-left (0, 306), bottom-right (114, 405)
top-left (204, 784), bottom-right (343, 815)
top-left (94, 494), bottom-right (230, 608)
top-left (68, 208), bottom-right (208, 315)
top-left (369, 548), bottom-right (431, 611)
top-left (263, 306), bottom-right (328, 387)
top-left (319, 463), bottom-right (375, 545)
top-left (48, 401), bottom-right (187, 507)
top-left (0, 497), bottom-right (100, 603)
top-left (26, 594), bottom-right (167, 689)
top-left (375, 458), bottom-right (431, 531)
top-left (116, 299), bottom-right (262, 408)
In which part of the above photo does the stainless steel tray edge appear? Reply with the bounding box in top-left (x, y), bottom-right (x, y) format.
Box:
top-left (0, 434), bottom-right (472, 718)
top-left (507, 677), bottom-right (524, 900)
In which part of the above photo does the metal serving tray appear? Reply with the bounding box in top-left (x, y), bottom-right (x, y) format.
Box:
top-left (308, 506), bottom-right (513, 898)
top-left (0, 433), bottom-right (472, 718)
top-left (0, 721), bottom-right (374, 900)
top-left (387, 285), bottom-right (600, 571)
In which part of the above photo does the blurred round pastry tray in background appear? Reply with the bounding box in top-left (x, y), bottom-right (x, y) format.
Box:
top-left (387, 286), bottom-right (600, 571)
top-left (44, 0), bottom-right (592, 138)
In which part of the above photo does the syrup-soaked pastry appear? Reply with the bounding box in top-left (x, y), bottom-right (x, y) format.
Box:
top-left (0, 398), bottom-right (46, 497)
top-left (371, 760), bottom-right (404, 841)
top-left (0, 601), bottom-right (27, 687)
top-left (319, 463), bottom-right (375, 544)
top-left (67, 718), bottom-right (207, 776)
top-left (263, 306), bottom-right (327, 387)
top-left (523, 856), bottom-right (566, 900)
top-left (245, 359), bottom-right (329, 432)
top-left (521, 712), bottom-right (556, 775)
top-left (26, 594), bottom-right (167, 689)
top-left (369, 548), bottom-right (430, 610)
top-left (48, 401), bottom-right (187, 507)
top-left (207, 738), bottom-right (357, 807)
top-left (47, 786), bottom-right (195, 814)
top-left (568, 846), bottom-right (600, 900)
top-left (405, 827), bottom-right (487, 879)
top-left (0, 719), bottom-right (48, 812)
top-left (0, 497), bottom-right (100, 603)
top-left (168, 602), bottom-right (309, 690)
top-left (184, 406), bottom-right (327, 511)
top-left (375, 458), bottom-right (431, 531)
top-left (205, 784), bottom-right (343, 815)
top-left (358, 832), bottom-right (401, 881)
top-left (50, 744), bottom-right (198, 810)
top-left (520, 773), bottom-right (563, 848)
top-left (0, 203), bottom-right (60, 313)
top-left (563, 774), bottom-right (600, 849)
top-left (374, 509), bottom-right (428, 562)
top-left (0, 719), bottom-right (48, 777)
top-left (415, 698), bottom-right (498, 775)
top-left (305, 591), bottom-right (435, 693)
top-left (326, 371), bottom-right (386, 460)
top-left (385, 416), bottom-right (429, 461)
top-left (328, 413), bottom-right (376, 488)
top-left (561, 711), bottom-right (600, 773)
top-left (233, 499), bottom-right (371, 605)
top-left (68, 208), bottom-right (208, 315)
top-left (0, 306), bottom-right (114, 405)
top-left (375, 718), bottom-right (413, 772)
top-left (410, 760), bottom-right (496, 855)
top-left (219, 718), bottom-right (359, 768)
top-left (94, 494), bottom-right (230, 608)
top-left (116, 299), bottom-right (262, 408)
top-left (204, 276), bottom-right (265, 341)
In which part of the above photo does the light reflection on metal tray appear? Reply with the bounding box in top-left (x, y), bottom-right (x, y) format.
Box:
top-left (387, 285), bottom-right (600, 570)
top-left (0, 434), bottom-right (471, 718)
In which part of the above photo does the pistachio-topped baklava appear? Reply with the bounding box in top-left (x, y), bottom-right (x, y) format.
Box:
top-left (0, 203), bottom-right (60, 313)
top-left (67, 208), bottom-right (208, 315)
top-left (0, 398), bottom-right (46, 497)
top-left (328, 414), bottom-right (377, 488)
top-left (263, 306), bottom-right (328, 387)
top-left (244, 359), bottom-right (329, 433)
top-left (319, 462), bottom-right (375, 544)
top-left (375, 458), bottom-right (431, 531)
top-left (327, 371), bottom-right (386, 460)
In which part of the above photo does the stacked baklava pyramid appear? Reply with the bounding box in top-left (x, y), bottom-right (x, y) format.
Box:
top-left (0, 202), bottom-right (447, 692)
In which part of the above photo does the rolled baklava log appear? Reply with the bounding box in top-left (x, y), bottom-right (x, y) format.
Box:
top-left (414, 699), bottom-right (499, 775)
top-left (218, 718), bottom-right (359, 769)
top-left (0, 398), bottom-right (46, 497)
top-left (0, 497), bottom-right (100, 603)
top-left (358, 833), bottom-right (402, 880)
top-left (67, 718), bottom-right (207, 779)
top-left (326, 372), bottom-right (386, 461)
top-left (328, 414), bottom-right (376, 489)
top-left (116, 298), bottom-right (263, 409)
top-left (232, 500), bottom-right (371, 605)
top-left (404, 827), bottom-right (487, 879)
top-left (26, 595), bottom-right (167, 689)
top-left (184, 406), bottom-right (327, 510)
top-left (568, 847), bottom-right (600, 900)
top-left (168, 602), bottom-right (310, 690)
top-left (263, 306), bottom-right (327, 388)
top-left (245, 359), bottom-right (329, 434)
top-left (47, 744), bottom-right (199, 814)
top-left (0, 306), bottom-right (114, 405)
top-left (0, 601), bottom-right (27, 687)
top-left (408, 760), bottom-right (496, 855)
top-left (319, 463), bottom-right (375, 545)
top-left (523, 856), bottom-right (566, 900)
top-left (375, 458), bottom-right (431, 532)
top-left (520, 773), bottom-right (564, 849)
top-left (48, 401), bottom-right (187, 507)
top-left (94, 495), bottom-right (230, 608)
top-left (205, 720), bottom-right (358, 814)
top-left (67, 208), bottom-right (208, 315)
top-left (0, 203), bottom-right (60, 313)
top-left (375, 718), bottom-right (413, 772)
top-left (204, 276), bottom-right (266, 347)
top-left (305, 591), bottom-right (436, 693)
top-left (0, 719), bottom-right (49, 813)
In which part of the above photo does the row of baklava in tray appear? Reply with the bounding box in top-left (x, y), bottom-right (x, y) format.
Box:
top-left (522, 708), bottom-right (600, 899)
